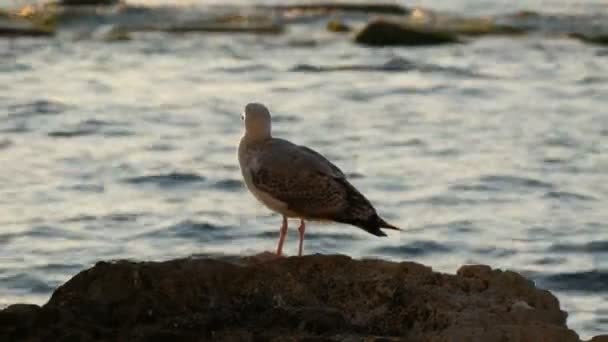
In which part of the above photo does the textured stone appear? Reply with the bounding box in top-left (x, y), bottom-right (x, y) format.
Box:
top-left (0, 255), bottom-right (598, 341)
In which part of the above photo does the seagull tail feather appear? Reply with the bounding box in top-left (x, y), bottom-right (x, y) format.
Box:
top-left (377, 216), bottom-right (401, 231)
top-left (334, 214), bottom-right (400, 237)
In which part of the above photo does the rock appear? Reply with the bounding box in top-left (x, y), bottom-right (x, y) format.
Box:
top-left (0, 254), bottom-right (599, 341)
top-left (0, 11), bottom-right (54, 37)
top-left (494, 11), bottom-right (608, 41)
top-left (261, 3), bottom-right (409, 15)
top-left (0, 19), bottom-right (54, 37)
top-left (570, 33), bottom-right (608, 46)
top-left (161, 23), bottom-right (284, 34)
top-left (355, 18), bottom-right (459, 46)
top-left (58, 0), bottom-right (121, 5)
top-left (404, 7), bottom-right (526, 36)
top-left (326, 19), bottom-right (351, 33)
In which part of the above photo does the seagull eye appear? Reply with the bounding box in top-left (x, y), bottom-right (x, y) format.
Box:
top-left (241, 114), bottom-right (245, 121)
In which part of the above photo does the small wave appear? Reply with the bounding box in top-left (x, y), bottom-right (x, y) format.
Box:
top-left (61, 212), bottom-right (144, 223)
top-left (549, 241), bottom-right (608, 253)
top-left (578, 76), bottom-right (607, 84)
top-left (0, 123), bottom-right (29, 133)
top-left (124, 172), bottom-right (206, 187)
top-left (222, 63), bottom-right (275, 73)
top-left (1, 273), bottom-right (57, 294)
top-left (31, 263), bottom-right (85, 274)
top-left (19, 225), bottom-right (86, 240)
top-left (291, 57), bottom-right (485, 78)
top-left (48, 119), bottom-right (131, 138)
top-left (7, 100), bottom-right (69, 118)
top-left (400, 138), bottom-right (425, 147)
top-left (48, 129), bottom-right (98, 138)
top-left (64, 183), bottom-right (105, 193)
top-left (542, 157), bottom-right (567, 164)
top-left (425, 195), bottom-right (483, 206)
top-left (533, 257), bottom-right (567, 265)
top-left (166, 220), bottom-right (226, 239)
top-left (544, 191), bottom-right (596, 201)
top-left (212, 179), bottom-right (243, 191)
top-left (475, 175), bottom-right (554, 191)
top-left (473, 247), bottom-right (516, 258)
top-left (0, 139), bottom-right (12, 150)
top-left (135, 220), bottom-right (229, 242)
top-left (450, 184), bottom-right (497, 192)
top-left (291, 57), bottom-right (417, 73)
top-left (543, 136), bottom-right (578, 148)
top-left (535, 270), bottom-right (608, 292)
top-left (371, 240), bottom-right (452, 257)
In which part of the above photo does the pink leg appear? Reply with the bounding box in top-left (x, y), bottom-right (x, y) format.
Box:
top-left (276, 216), bottom-right (288, 256)
top-left (297, 219), bottom-right (306, 257)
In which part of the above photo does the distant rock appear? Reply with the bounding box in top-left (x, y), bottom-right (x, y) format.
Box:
top-left (355, 18), bottom-right (459, 46)
top-left (0, 254), bottom-right (604, 341)
top-left (58, 0), bottom-right (121, 6)
top-left (326, 19), bottom-right (351, 33)
top-left (570, 33), bottom-right (608, 46)
top-left (0, 16), bottom-right (54, 37)
top-left (261, 3), bottom-right (409, 15)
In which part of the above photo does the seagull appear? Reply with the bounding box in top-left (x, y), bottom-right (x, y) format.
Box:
top-left (238, 103), bottom-right (400, 257)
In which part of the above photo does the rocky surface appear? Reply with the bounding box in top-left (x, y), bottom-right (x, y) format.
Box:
top-left (58, 0), bottom-right (121, 6)
top-left (0, 254), bottom-right (604, 342)
top-left (355, 19), bottom-right (460, 46)
top-left (0, 17), bottom-right (54, 37)
top-left (260, 3), bottom-right (410, 16)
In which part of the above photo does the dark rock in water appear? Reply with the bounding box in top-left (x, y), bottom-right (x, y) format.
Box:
top-left (261, 3), bottom-right (409, 15)
top-left (0, 18), bottom-right (54, 37)
top-left (355, 19), bottom-right (459, 46)
top-left (494, 11), bottom-right (608, 41)
top-left (326, 19), bottom-right (351, 33)
top-left (162, 23), bottom-right (284, 35)
top-left (0, 254), bottom-right (600, 341)
top-left (59, 0), bottom-right (121, 5)
top-left (570, 33), bottom-right (608, 46)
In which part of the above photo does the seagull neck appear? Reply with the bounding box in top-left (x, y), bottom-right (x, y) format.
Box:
top-left (243, 132), bottom-right (271, 145)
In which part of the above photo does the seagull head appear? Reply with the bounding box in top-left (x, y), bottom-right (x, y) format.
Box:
top-left (243, 102), bottom-right (272, 140)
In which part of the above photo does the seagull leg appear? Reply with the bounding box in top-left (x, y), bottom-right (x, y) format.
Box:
top-left (276, 216), bottom-right (288, 256)
top-left (297, 219), bottom-right (306, 257)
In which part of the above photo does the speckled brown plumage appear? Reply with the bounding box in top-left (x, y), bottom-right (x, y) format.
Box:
top-left (238, 102), bottom-right (399, 256)
top-left (247, 138), bottom-right (396, 236)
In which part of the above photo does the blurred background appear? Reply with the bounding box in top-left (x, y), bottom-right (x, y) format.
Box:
top-left (1, 0), bottom-right (607, 338)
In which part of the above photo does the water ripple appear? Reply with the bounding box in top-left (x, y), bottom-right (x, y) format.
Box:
top-left (124, 172), bottom-right (206, 187)
top-left (536, 270), bottom-right (608, 292)
top-left (370, 240), bottom-right (453, 257)
top-left (290, 57), bottom-right (486, 78)
top-left (1, 273), bottom-right (58, 294)
top-left (0, 138), bottom-right (12, 150)
top-left (134, 220), bottom-right (230, 242)
top-left (476, 175), bottom-right (554, 191)
top-left (48, 119), bottom-right (132, 138)
top-left (212, 179), bottom-right (244, 191)
top-left (7, 100), bottom-right (69, 118)
top-left (544, 191), bottom-right (597, 201)
top-left (549, 241), bottom-right (608, 253)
